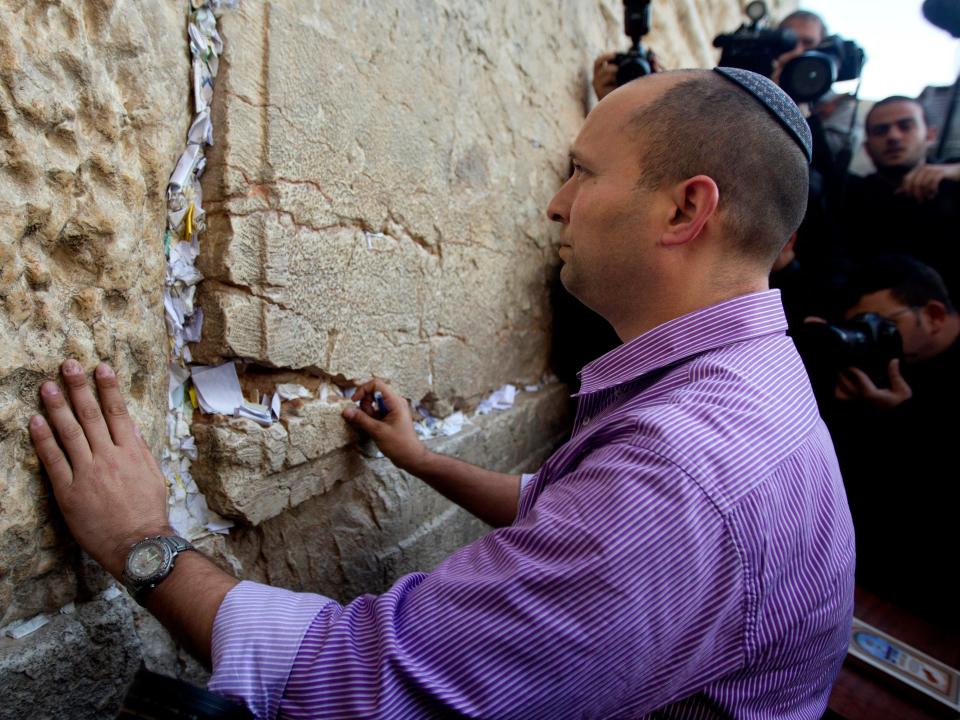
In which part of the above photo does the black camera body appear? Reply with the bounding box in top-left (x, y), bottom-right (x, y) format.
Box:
top-left (714, 1), bottom-right (865, 103)
top-left (714, 26), bottom-right (797, 78)
top-left (778, 35), bottom-right (866, 103)
top-left (793, 313), bottom-right (903, 388)
top-left (613, 0), bottom-right (654, 87)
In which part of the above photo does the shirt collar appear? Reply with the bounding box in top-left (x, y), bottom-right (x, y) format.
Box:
top-left (575, 290), bottom-right (787, 396)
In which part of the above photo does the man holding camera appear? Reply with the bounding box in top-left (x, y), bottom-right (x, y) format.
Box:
top-left (30, 70), bottom-right (855, 718)
top-left (595, 7), bottom-right (857, 165)
top-left (824, 256), bottom-right (959, 628)
top-left (592, 11), bottom-right (830, 103)
top-left (774, 11), bottom-right (860, 171)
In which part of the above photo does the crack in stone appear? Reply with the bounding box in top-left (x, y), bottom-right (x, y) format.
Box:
top-left (385, 209), bottom-right (439, 259)
top-left (204, 278), bottom-right (296, 313)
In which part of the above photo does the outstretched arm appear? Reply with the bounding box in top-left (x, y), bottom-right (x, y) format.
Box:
top-left (29, 360), bottom-right (237, 666)
top-left (342, 379), bottom-right (523, 527)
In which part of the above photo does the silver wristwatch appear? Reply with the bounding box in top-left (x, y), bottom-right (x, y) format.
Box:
top-left (121, 535), bottom-right (196, 606)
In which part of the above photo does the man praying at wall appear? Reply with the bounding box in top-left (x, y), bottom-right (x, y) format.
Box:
top-left (29, 69), bottom-right (855, 719)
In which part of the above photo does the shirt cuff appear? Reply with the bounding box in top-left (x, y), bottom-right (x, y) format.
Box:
top-left (208, 580), bottom-right (337, 720)
top-left (520, 472), bottom-right (537, 495)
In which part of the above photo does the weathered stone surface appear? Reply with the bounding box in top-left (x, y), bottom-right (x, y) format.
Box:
top-left (0, 1), bottom-right (188, 626)
top-left (0, 596), bottom-right (141, 720)
top-left (191, 0), bottom-right (616, 405)
top-left (190, 392), bottom-right (359, 524)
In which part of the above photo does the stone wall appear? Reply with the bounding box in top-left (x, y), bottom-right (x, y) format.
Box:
top-left (0, 0), bottom-right (185, 629)
top-left (1, 0), bottom-right (792, 716)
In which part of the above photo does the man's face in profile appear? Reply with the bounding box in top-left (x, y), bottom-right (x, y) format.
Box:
top-left (546, 78), bottom-right (672, 318)
top-left (864, 101), bottom-right (934, 172)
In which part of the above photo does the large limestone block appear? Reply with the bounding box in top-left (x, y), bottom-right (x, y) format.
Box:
top-left (191, 420), bottom-right (362, 526)
top-left (0, 2), bottom-right (189, 625)
top-left (191, 0), bottom-right (622, 406)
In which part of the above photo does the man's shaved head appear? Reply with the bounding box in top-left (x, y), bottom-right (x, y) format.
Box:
top-left (624, 71), bottom-right (809, 267)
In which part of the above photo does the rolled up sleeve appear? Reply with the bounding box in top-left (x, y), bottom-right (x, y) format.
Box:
top-left (208, 581), bottom-right (339, 720)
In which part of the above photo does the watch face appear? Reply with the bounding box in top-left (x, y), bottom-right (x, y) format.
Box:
top-left (127, 542), bottom-right (167, 580)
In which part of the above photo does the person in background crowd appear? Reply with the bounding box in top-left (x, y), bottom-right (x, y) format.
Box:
top-left (822, 256), bottom-right (959, 629)
top-left (775, 10), bottom-right (861, 172)
top-left (833, 96), bottom-right (960, 306)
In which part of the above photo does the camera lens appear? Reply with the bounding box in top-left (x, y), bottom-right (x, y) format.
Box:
top-left (745, 1), bottom-right (767, 22)
top-left (615, 55), bottom-right (652, 86)
top-left (780, 52), bottom-right (836, 103)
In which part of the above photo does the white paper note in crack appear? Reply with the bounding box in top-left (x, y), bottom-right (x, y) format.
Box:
top-left (191, 362), bottom-right (244, 415)
top-left (476, 384), bottom-right (517, 415)
top-left (271, 392), bottom-right (281, 419)
top-left (236, 401), bottom-right (273, 426)
top-left (205, 518), bottom-right (234, 535)
top-left (277, 383), bottom-right (311, 400)
top-left (169, 144), bottom-right (201, 198)
top-left (168, 241), bottom-right (203, 285)
top-left (187, 108), bottom-right (213, 145)
top-left (440, 411), bottom-right (466, 436)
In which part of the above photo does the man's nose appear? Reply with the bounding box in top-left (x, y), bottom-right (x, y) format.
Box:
top-left (547, 178), bottom-right (572, 224)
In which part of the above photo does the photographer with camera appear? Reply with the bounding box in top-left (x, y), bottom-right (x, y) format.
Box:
top-left (833, 96), bottom-right (960, 302)
top-left (820, 256), bottom-right (959, 628)
top-left (591, 0), bottom-right (664, 101)
top-left (592, 49), bottom-right (664, 101)
top-left (711, 6), bottom-right (865, 330)
top-left (714, 6), bottom-right (864, 172)
top-left (774, 11), bottom-right (861, 172)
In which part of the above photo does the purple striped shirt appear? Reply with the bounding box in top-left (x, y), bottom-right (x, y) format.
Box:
top-left (209, 290), bottom-right (855, 719)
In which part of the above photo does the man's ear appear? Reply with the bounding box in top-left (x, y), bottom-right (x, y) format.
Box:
top-left (662, 175), bottom-right (719, 247)
top-left (921, 299), bottom-right (947, 332)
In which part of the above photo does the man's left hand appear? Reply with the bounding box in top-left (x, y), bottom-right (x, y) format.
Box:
top-left (899, 163), bottom-right (960, 202)
top-left (29, 360), bottom-right (171, 580)
top-left (834, 358), bottom-right (912, 409)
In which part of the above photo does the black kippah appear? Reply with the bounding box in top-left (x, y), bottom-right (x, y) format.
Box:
top-left (713, 67), bottom-right (813, 163)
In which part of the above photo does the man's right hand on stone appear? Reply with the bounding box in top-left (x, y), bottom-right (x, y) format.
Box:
top-left (343, 379), bottom-right (522, 527)
top-left (30, 358), bottom-right (239, 667)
